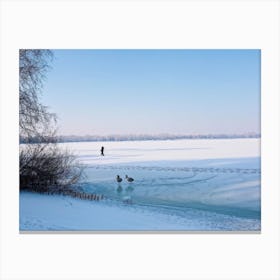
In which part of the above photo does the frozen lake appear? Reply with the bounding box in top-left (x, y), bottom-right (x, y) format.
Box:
top-left (56, 138), bottom-right (261, 230)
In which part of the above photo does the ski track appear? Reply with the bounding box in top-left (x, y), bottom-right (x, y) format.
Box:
top-left (88, 164), bottom-right (261, 174)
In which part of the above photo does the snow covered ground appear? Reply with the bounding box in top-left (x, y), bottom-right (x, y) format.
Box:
top-left (20, 138), bottom-right (261, 231)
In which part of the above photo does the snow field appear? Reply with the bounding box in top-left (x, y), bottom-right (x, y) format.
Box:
top-left (20, 138), bottom-right (261, 231)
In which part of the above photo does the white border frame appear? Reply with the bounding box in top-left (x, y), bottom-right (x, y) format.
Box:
top-left (1, 0), bottom-right (279, 279)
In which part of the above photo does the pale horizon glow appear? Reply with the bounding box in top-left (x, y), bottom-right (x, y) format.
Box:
top-left (41, 49), bottom-right (260, 136)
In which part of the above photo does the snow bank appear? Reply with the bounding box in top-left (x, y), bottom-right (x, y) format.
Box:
top-left (20, 192), bottom-right (260, 231)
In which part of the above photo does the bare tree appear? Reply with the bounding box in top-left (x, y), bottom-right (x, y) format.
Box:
top-left (19, 50), bottom-right (56, 140)
top-left (19, 49), bottom-right (83, 192)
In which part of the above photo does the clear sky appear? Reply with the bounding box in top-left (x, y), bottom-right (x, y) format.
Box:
top-left (41, 49), bottom-right (260, 136)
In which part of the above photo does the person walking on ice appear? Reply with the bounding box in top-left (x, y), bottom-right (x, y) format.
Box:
top-left (100, 146), bottom-right (104, 156)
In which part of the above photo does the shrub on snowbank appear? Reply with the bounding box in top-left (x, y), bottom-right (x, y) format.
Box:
top-left (20, 142), bottom-right (84, 192)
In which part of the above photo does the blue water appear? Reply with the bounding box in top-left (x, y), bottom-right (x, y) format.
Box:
top-left (79, 163), bottom-right (261, 223)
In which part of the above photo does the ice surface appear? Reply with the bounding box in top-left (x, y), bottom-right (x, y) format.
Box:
top-left (60, 138), bottom-right (260, 166)
top-left (20, 139), bottom-right (261, 231)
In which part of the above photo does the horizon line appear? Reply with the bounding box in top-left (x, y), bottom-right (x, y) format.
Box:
top-left (19, 132), bottom-right (261, 144)
top-left (57, 132), bottom-right (260, 137)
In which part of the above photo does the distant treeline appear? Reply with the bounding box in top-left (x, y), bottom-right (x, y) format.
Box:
top-left (20, 133), bottom-right (261, 144)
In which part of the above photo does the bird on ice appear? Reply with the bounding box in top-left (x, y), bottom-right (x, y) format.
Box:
top-left (116, 175), bottom-right (123, 183)
top-left (125, 175), bottom-right (134, 182)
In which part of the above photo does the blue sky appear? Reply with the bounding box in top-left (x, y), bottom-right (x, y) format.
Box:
top-left (41, 49), bottom-right (260, 136)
